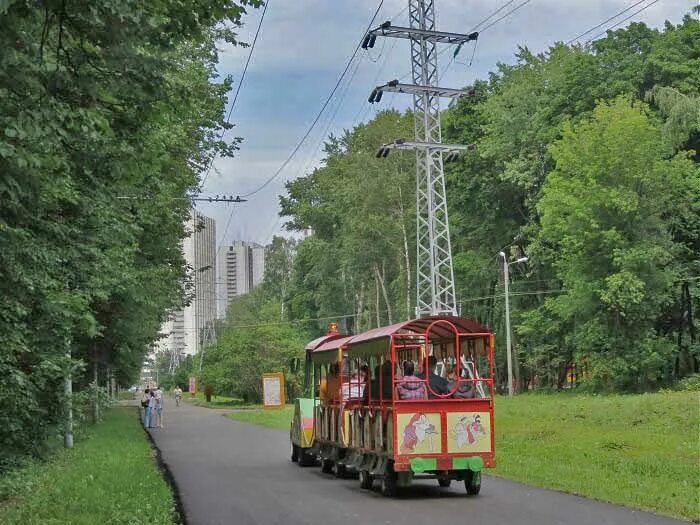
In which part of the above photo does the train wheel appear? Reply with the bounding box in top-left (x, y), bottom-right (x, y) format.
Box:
top-left (333, 462), bottom-right (347, 478)
top-left (298, 449), bottom-right (315, 467)
top-left (380, 472), bottom-right (398, 497)
top-left (359, 470), bottom-right (373, 490)
top-left (321, 459), bottom-right (334, 474)
top-left (438, 478), bottom-right (451, 488)
top-left (290, 443), bottom-right (299, 463)
top-left (464, 470), bottom-right (481, 495)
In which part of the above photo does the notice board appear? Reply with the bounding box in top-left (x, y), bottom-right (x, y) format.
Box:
top-left (262, 372), bottom-right (285, 409)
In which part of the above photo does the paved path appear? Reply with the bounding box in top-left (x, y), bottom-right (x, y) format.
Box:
top-left (149, 402), bottom-right (687, 525)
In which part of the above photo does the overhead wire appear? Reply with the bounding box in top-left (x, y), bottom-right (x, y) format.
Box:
top-left (238, 0), bottom-right (386, 199)
top-left (567, 0), bottom-right (649, 44)
top-left (199, 0), bottom-right (270, 191)
top-left (585, 0), bottom-right (662, 43)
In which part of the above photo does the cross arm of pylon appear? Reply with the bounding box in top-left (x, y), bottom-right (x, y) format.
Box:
top-left (376, 139), bottom-right (476, 161)
top-left (362, 21), bottom-right (478, 48)
top-left (368, 79), bottom-right (474, 103)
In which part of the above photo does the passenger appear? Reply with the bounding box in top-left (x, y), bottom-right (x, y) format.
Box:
top-left (396, 361), bottom-right (427, 400)
top-left (380, 360), bottom-right (394, 400)
top-left (341, 371), bottom-right (365, 401)
top-left (320, 363), bottom-right (341, 402)
top-left (446, 365), bottom-right (475, 398)
top-left (418, 355), bottom-right (449, 398)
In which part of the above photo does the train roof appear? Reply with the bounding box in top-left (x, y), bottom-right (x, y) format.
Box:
top-left (309, 315), bottom-right (491, 358)
top-left (304, 332), bottom-right (348, 351)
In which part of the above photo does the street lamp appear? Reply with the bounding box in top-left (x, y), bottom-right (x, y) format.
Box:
top-left (499, 252), bottom-right (528, 397)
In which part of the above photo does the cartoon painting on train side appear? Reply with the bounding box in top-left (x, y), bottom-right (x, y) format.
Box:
top-left (289, 315), bottom-right (495, 496)
top-left (447, 412), bottom-right (491, 453)
top-left (398, 413), bottom-right (442, 455)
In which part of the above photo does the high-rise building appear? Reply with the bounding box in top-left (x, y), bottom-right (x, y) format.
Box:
top-left (217, 240), bottom-right (266, 319)
top-left (157, 209), bottom-right (217, 358)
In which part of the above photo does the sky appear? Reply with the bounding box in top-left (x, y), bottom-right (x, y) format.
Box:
top-left (196, 0), bottom-right (696, 249)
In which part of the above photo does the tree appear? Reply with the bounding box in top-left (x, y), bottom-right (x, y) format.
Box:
top-left (0, 0), bottom-right (260, 469)
top-left (532, 97), bottom-right (697, 390)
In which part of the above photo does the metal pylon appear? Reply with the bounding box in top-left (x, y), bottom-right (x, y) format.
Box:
top-left (365, 0), bottom-right (478, 317)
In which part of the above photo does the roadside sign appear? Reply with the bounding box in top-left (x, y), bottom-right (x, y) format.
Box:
top-left (262, 372), bottom-right (285, 409)
top-left (189, 376), bottom-right (196, 397)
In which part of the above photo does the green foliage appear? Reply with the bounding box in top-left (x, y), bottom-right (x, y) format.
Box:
top-left (281, 111), bottom-right (416, 331)
top-left (275, 15), bottom-right (699, 393)
top-left (0, 0), bottom-right (259, 469)
top-left (197, 290), bottom-right (309, 403)
top-left (0, 408), bottom-right (176, 524)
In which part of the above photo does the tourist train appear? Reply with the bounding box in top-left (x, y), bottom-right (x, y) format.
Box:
top-left (289, 315), bottom-right (495, 496)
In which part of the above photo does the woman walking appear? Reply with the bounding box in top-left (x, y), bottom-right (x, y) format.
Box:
top-left (141, 388), bottom-right (152, 428)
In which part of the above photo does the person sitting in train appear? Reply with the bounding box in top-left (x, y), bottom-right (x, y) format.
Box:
top-left (445, 364), bottom-right (475, 399)
top-left (341, 370), bottom-right (366, 401)
top-left (396, 361), bottom-right (427, 400)
top-left (320, 363), bottom-right (341, 402)
top-left (418, 355), bottom-right (449, 398)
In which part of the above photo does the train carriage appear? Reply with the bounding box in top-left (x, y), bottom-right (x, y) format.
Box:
top-left (290, 315), bottom-right (495, 496)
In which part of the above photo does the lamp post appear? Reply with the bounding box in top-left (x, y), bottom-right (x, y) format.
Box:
top-left (499, 252), bottom-right (528, 397)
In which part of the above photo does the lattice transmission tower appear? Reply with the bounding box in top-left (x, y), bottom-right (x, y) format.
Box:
top-left (365, 0), bottom-right (478, 317)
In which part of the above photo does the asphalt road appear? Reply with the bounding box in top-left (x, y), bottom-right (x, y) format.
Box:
top-left (148, 401), bottom-right (688, 525)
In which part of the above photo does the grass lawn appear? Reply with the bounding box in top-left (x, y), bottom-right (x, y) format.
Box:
top-left (228, 406), bottom-right (293, 429)
top-left (185, 391), bottom-right (257, 409)
top-left (493, 391), bottom-right (699, 520)
top-left (0, 407), bottom-right (176, 525)
top-left (229, 392), bottom-right (699, 520)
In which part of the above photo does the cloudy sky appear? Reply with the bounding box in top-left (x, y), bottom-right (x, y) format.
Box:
top-left (196, 0), bottom-right (695, 249)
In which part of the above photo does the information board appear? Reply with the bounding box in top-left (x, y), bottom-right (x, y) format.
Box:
top-left (262, 372), bottom-right (285, 409)
top-left (189, 376), bottom-right (196, 397)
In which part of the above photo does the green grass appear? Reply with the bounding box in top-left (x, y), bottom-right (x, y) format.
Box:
top-left (493, 391), bottom-right (699, 520)
top-left (228, 406), bottom-right (293, 429)
top-left (185, 392), bottom-right (255, 409)
top-left (228, 392), bottom-right (699, 520)
top-left (118, 390), bottom-right (136, 400)
top-left (0, 408), bottom-right (176, 525)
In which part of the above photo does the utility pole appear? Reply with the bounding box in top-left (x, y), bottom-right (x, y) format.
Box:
top-left (499, 252), bottom-right (527, 396)
top-left (366, 0), bottom-right (478, 317)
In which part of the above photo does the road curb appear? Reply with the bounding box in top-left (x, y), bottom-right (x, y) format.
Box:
top-left (137, 407), bottom-right (189, 525)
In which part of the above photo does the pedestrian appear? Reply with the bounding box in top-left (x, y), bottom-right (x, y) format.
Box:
top-left (141, 388), bottom-right (152, 428)
top-left (173, 385), bottom-right (182, 407)
top-left (154, 385), bottom-right (164, 428)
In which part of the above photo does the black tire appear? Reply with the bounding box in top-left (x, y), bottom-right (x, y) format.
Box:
top-left (438, 478), bottom-right (451, 488)
top-left (381, 472), bottom-right (398, 497)
top-left (298, 448), bottom-right (315, 467)
top-left (321, 459), bottom-right (334, 474)
top-left (359, 470), bottom-right (373, 490)
top-left (291, 443), bottom-right (299, 463)
top-left (464, 470), bottom-right (481, 495)
top-left (333, 462), bottom-right (347, 478)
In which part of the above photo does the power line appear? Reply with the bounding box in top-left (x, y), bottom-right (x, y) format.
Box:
top-left (586, 0), bottom-right (662, 43)
top-left (471, 0), bottom-right (519, 32)
top-left (478, 0), bottom-right (532, 33)
top-left (199, 1), bottom-right (270, 191)
top-left (567, 0), bottom-right (648, 44)
top-left (238, 0), bottom-right (386, 199)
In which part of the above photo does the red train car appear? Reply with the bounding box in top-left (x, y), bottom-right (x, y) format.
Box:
top-left (290, 315), bottom-right (495, 496)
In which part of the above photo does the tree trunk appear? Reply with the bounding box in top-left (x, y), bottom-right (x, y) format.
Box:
top-left (374, 262), bottom-right (393, 325)
top-left (92, 344), bottom-right (99, 424)
top-left (355, 282), bottom-right (365, 333)
top-left (375, 274), bottom-right (381, 328)
top-left (397, 185), bottom-right (411, 320)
